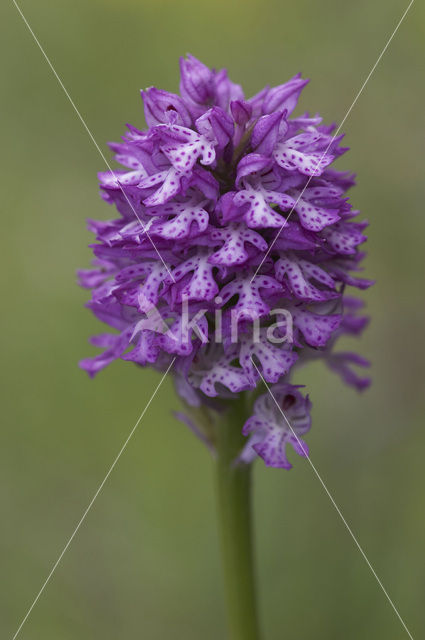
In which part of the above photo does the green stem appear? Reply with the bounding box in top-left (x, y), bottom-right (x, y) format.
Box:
top-left (215, 399), bottom-right (261, 640)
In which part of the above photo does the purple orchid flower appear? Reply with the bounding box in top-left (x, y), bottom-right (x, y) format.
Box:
top-left (79, 55), bottom-right (372, 470)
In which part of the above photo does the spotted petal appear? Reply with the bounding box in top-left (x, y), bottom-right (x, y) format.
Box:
top-left (293, 195), bottom-right (340, 232)
top-left (219, 275), bottom-right (282, 320)
top-left (140, 168), bottom-right (185, 206)
top-left (234, 188), bottom-right (285, 229)
top-left (157, 123), bottom-right (216, 171)
top-left (275, 255), bottom-right (338, 302)
top-left (292, 308), bottom-right (342, 347)
top-left (242, 385), bottom-right (311, 469)
top-left (149, 200), bottom-right (209, 239)
top-left (239, 330), bottom-right (298, 383)
top-left (170, 252), bottom-right (219, 302)
top-left (208, 223), bottom-right (267, 266)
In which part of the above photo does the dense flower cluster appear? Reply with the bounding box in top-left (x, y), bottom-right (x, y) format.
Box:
top-left (79, 55), bottom-right (373, 469)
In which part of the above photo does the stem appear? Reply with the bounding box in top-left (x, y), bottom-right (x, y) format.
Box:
top-left (215, 399), bottom-right (261, 640)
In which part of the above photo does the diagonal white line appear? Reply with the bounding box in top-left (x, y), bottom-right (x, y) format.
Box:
top-left (250, 358), bottom-right (414, 639)
top-left (11, 0), bottom-right (175, 283)
top-left (251, 0), bottom-right (415, 282)
top-left (11, 358), bottom-right (176, 640)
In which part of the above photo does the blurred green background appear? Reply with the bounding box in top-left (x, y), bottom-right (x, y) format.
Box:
top-left (1, 0), bottom-right (424, 638)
